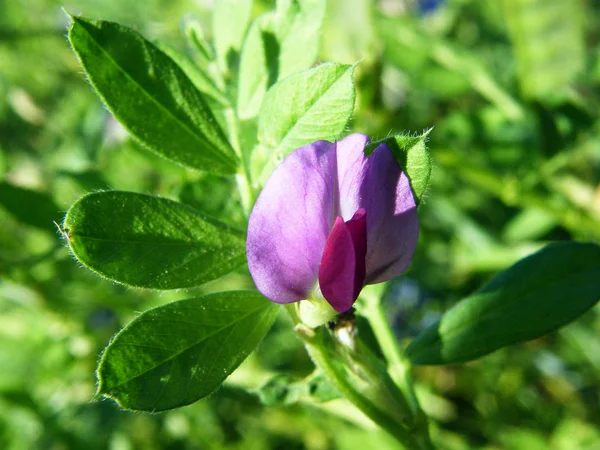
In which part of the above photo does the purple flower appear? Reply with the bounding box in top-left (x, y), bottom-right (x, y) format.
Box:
top-left (247, 134), bottom-right (419, 313)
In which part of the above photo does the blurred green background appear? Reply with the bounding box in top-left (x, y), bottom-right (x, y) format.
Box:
top-left (1, 0), bottom-right (600, 448)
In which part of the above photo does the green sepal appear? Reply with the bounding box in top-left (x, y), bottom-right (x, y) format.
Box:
top-left (365, 129), bottom-right (432, 206)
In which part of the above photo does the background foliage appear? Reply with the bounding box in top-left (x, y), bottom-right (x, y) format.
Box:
top-left (1, 0), bottom-right (600, 449)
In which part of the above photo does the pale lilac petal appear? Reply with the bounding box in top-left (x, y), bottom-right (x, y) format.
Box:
top-left (247, 140), bottom-right (336, 304)
top-left (318, 209), bottom-right (367, 313)
top-left (335, 134), bottom-right (370, 220)
top-left (336, 135), bottom-right (419, 284)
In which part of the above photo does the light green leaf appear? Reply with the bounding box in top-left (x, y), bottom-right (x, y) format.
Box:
top-left (97, 291), bottom-right (278, 411)
top-left (405, 242), bottom-right (600, 365)
top-left (183, 17), bottom-right (215, 62)
top-left (68, 16), bottom-right (238, 174)
top-left (237, 13), bottom-right (277, 120)
top-left (502, 207), bottom-right (558, 243)
top-left (365, 129), bottom-right (432, 206)
top-left (63, 191), bottom-right (246, 289)
top-left (155, 41), bottom-right (229, 106)
top-left (212, 0), bottom-right (253, 74)
top-left (236, 1), bottom-right (326, 121)
top-left (255, 62), bottom-right (356, 182)
top-left (276, 0), bottom-right (326, 79)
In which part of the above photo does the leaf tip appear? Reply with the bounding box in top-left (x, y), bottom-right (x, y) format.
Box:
top-left (60, 6), bottom-right (73, 19)
top-left (91, 386), bottom-right (106, 403)
top-left (53, 220), bottom-right (70, 241)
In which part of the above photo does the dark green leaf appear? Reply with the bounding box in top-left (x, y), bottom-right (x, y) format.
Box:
top-left (257, 374), bottom-right (304, 406)
top-left (97, 291), bottom-right (278, 411)
top-left (0, 182), bottom-right (61, 231)
top-left (63, 191), bottom-right (245, 289)
top-left (365, 130), bottom-right (432, 206)
top-left (155, 41), bottom-right (229, 106)
top-left (254, 62), bottom-right (356, 183)
top-left (68, 16), bottom-right (238, 174)
top-left (405, 242), bottom-right (600, 365)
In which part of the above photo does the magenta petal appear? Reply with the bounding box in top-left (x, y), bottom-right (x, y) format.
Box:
top-left (247, 140), bottom-right (336, 304)
top-left (319, 209), bottom-right (367, 313)
top-left (345, 208), bottom-right (367, 297)
top-left (335, 134), bottom-right (419, 284)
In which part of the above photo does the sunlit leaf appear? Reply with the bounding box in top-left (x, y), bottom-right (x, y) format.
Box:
top-left (276, 0), bottom-right (326, 79)
top-left (212, 0), bottom-right (253, 74)
top-left (155, 41), bottom-right (228, 106)
top-left (68, 16), bottom-right (238, 174)
top-left (97, 291), bottom-right (278, 411)
top-left (236, 1), bottom-right (326, 120)
top-left (255, 62), bottom-right (356, 182)
top-left (365, 130), bottom-right (432, 206)
top-left (63, 191), bottom-right (245, 289)
top-left (237, 13), bottom-right (277, 120)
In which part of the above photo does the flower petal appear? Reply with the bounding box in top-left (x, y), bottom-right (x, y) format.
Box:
top-left (335, 134), bottom-right (419, 284)
top-left (318, 209), bottom-right (367, 313)
top-left (247, 140), bottom-right (336, 304)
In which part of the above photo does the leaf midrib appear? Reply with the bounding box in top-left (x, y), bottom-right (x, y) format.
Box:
top-left (410, 263), bottom-right (600, 359)
top-left (274, 65), bottom-right (352, 154)
top-left (72, 18), bottom-right (236, 170)
top-left (70, 234), bottom-right (243, 247)
top-left (100, 302), bottom-right (273, 391)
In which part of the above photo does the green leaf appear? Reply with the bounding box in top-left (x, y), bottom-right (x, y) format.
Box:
top-left (236, 1), bottom-right (327, 121)
top-left (183, 17), bottom-right (215, 62)
top-left (255, 62), bottom-right (356, 182)
top-left (365, 129), bottom-right (432, 206)
top-left (276, 0), bottom-right (326, 79)
top-left (97, 291), bottom-right (278, 411)
top-left (63, 191), bottom-right (245, 289)
top-left (307, 371), bottom-right (342, 403)
top-left (0, 182), bottom-right (61, 231)
top-left (154, 41), bottom-right (229, 106)
top-left (257, 371), bottom-right (341, 406)
top-left (405, 242), bottom-right (600, 365)
top-left (257, 374), bottom-right (304, 406)
top-left (67, 16), bottom-right (238, 174)
top-left (237, 13), bottom-right (278, 120)
top-left (212, 0), bottom-right (253, 74)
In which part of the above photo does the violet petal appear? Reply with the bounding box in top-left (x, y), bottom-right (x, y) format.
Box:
top-left (247, 140), bottom-right (336, 304)
top-left (335, 134), bottom-right (419, 284)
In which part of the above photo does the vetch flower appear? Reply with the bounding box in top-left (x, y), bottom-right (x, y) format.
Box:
top-left (247, 134), bottom-right (419, 315)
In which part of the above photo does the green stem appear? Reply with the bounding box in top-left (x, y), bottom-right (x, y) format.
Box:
top-left (287, 305), bottom-right (432, 450)
top-left (301, 328), bottom-right (423, 449)
top-left (224, 105), bottom-right (255, 217)
top-left (359, 286), bottom-right (434, 449)
top-left (361, 288), bottom-right (418, 410)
